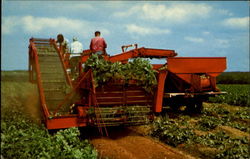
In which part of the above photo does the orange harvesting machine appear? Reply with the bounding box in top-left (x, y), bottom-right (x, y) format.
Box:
top-left (28, 38), bottom-right (226, 131)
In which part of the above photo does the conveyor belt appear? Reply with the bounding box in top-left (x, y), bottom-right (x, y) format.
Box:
top-left (35, 42), bottom-right (71, 114)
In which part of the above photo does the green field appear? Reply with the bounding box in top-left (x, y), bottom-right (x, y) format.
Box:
top-left (209, 84), bottom-right (250, 106)
top-left (1, 72), bottom-right (98, 159)
top-left (151, 103), bottom-right (249, 159)
top-left (217, 72), bottom-right (250, 84)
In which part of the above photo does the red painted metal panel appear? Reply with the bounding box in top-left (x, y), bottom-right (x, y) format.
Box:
top-left (168, 57), bottom-right (227, 74)
top-left (109, 50), bottom-right (136, 62)
top-left (154, 71), bottom-right (168, 112)
top-left (29, 40), bottom-right (50, 118)
top-left (167, 57), bottom-right (226, 85)
top-left (109, 48), bottom-right (177, 63)
top-left (176, 74), bottom-right (192, 84)
top-left (201, 78), bottom-right (211, 88)
top-left (140, 48), bottom-right (177, 57)
top-left (46, 115), bottom-right (87, 129)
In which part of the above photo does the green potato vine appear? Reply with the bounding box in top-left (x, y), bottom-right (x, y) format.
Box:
top-left (84, 54), bottom-right (158, 93)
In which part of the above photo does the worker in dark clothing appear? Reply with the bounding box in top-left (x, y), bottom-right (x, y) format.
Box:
top-left (56, 34), bottom-right (69, 55)
top-left (89, 31), bottom-right (107, 55)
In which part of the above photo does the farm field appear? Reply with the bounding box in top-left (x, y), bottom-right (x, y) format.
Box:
top-left (149, 102), bottom-right (250, 159)
top-left (1, 71), bottom-right (249, 159)
top-left (209, 84), bottom-right (250, 106)
top-left (1, 72), bottom-right (97, 159)
top-left (217, 72), bottom-right (250, 84)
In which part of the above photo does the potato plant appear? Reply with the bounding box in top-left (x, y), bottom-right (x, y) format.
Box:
top-left (202, 104), bottom-right (250, 133)
top-left (1, 109), bottom-right (98, 159)
top-left (151, 118), bottom-right (195, 147)
top-left (151, 104), bottom-right (249, 159)
top-left (196, 132), bottom-right (249, 159)
top-left (209, 84), bottom-right (250, 106)
top-left (84, 54), bottom-right (157, 93)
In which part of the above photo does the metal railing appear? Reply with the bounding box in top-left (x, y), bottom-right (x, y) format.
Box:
top-left (29, 38), bottom-right (50, 118)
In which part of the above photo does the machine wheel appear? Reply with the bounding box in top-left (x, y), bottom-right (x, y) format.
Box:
top-left (170, 104), bottom-right (181, 112)
top-left (186, 99), bottom-right (203, 114)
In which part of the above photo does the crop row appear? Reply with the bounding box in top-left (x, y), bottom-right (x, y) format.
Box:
top-left (151, 104), bottom-right (249, 159)
top-left (209, 84), bottom-right (250, 106)
top-left (1, 108), bottom-right (98, 159)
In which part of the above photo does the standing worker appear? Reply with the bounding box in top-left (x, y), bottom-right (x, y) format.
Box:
top-left (89, 31), bottom-right (107, 55)
top-left (56, 34), bottom-right (69, 55)
top-left (69, 37), bottom-right (83, 79)
top-left (70, 37), bottom-right (83, 54)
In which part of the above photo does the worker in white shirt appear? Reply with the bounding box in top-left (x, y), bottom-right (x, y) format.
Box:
top-left (70, 37), bottom-right (83, 55)
top-left (69, 37), bottom-right (83, 79)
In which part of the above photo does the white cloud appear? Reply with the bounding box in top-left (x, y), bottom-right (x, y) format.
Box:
top-left (114, 3), bottom-right (212, 23)
top-left (2, 15), bottom-right (110, 36)
top-left (21, 16), bottom-right (84, 33)
top-left (126, 24), bottom-right (171, 36)
top-left (184, 36), bottom-right (204, 43)
top-left (222, 17), bottom-right (249, 29)
top-left (2, 16), bottom-right (20, 34)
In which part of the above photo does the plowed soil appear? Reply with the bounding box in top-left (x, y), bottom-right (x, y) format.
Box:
top-left (90, 127), bottom-right (196, 159)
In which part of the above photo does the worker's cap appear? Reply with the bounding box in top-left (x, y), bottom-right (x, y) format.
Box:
top-left (73, 37), bottom-right (78, 41)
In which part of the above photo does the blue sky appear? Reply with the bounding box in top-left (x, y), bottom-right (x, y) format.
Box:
top-left (2, 1), bottom-right (249, 71)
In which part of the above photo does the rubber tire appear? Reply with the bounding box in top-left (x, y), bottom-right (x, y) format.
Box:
top-left (171, 104), bottom-right (180, 112)
top-left (186, 100), bottom-right (203, 114)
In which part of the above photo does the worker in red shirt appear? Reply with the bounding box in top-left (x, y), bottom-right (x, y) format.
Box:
top-left (90, 31), bottom-right (107, 55)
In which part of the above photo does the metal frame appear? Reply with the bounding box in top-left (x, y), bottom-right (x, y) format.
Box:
top-left (29, 38), bottom-right (89, 129)
top-left (29, 38), bottom-right (50, 118)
